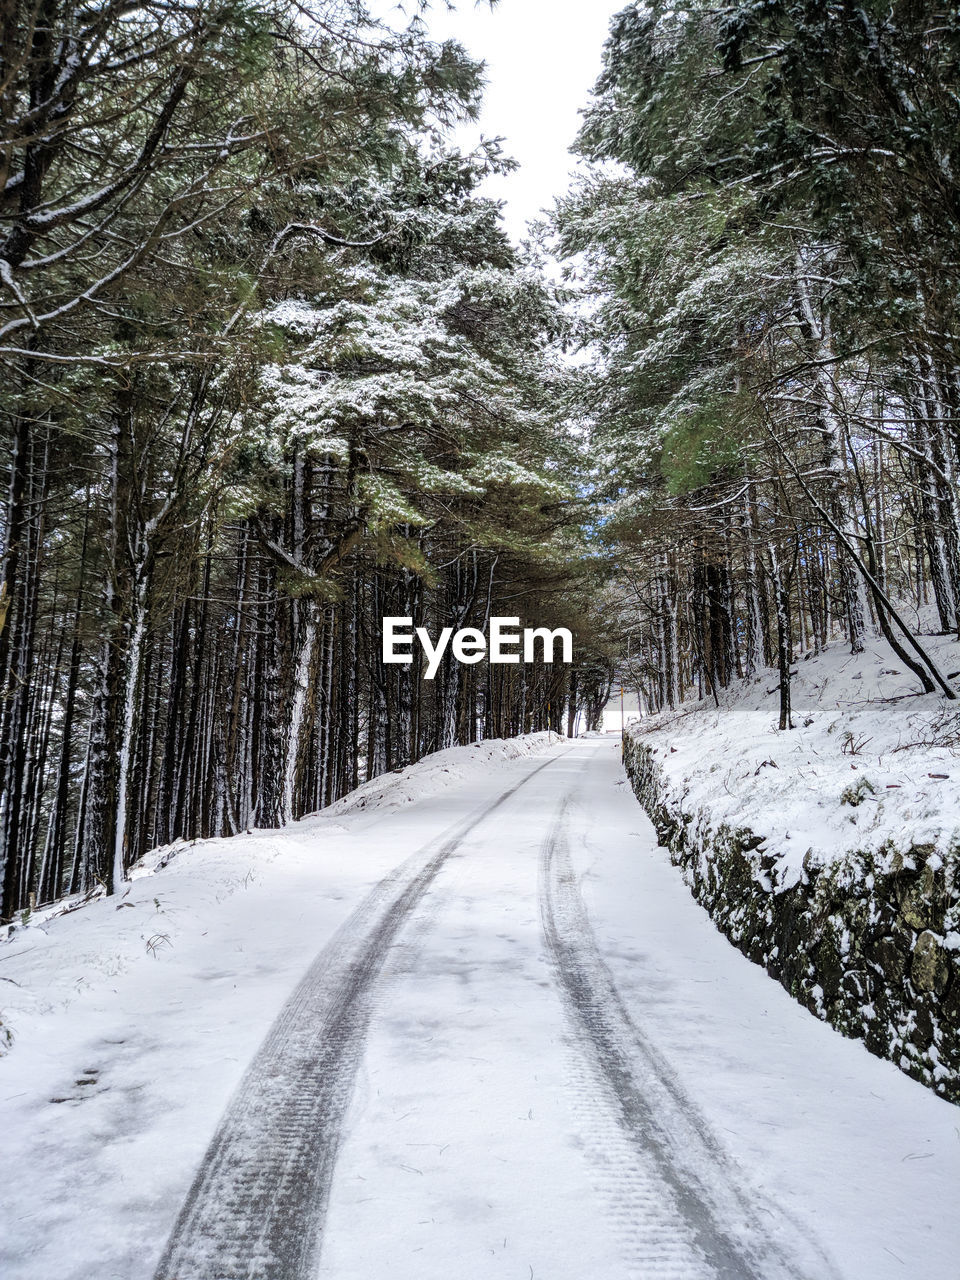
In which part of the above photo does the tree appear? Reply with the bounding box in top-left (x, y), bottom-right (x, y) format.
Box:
top-left (555, 0), bottom-right (960, 724)
top-left (0, 7), bottom-right (600, 917)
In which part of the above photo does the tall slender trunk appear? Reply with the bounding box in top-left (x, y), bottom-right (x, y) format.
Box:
top-left (767, 541), bottom-right (794, 731)
top-left (282, 606), bottom-right (316, 824)
top-left (112, 578), bottom-right (148, 892)
top-left (795, 257), bottom-right (869, 653)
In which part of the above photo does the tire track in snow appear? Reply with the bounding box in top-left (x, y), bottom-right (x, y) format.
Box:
top-left (539, 791), bottom-right (840, 1280)
top-left (152, 749), bottom-right (567, 1280)
top-left (560, 1029), bottom-right (713, 1279)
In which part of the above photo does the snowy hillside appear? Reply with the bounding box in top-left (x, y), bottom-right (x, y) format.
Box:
top-left (629, 626), bottom-right (960, 892)
top-left (0, 733), bottom-right (559, 1080)
top-left (0, 731), bottom-right (560, 1014)
top-left (624, 625), bottom-right (960, 1100)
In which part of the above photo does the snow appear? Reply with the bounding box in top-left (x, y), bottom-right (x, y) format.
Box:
top-left (257, 267), bottom-right (561, 514)
top-left (627, 621), bottom-right (960, 883)
top-left (571, 744), bottom-right (960, 1280)
top-left (2, 734), bottom-right (959, 1279)
top-left (322, 731), bottom-right (560, 815)
top-left (0, 734), bottom-right (559, 1280)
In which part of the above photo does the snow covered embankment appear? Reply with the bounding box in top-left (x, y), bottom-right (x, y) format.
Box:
top-left (0, 732), bottom-right (560, 1058)
top-left (623, 634), bottom-right (960, 1103)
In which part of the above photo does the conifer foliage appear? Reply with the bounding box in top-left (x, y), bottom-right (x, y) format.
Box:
top-left (0, 1), bottom-right (608, 916)
top-left (558, 1), bottom-right (960, 725)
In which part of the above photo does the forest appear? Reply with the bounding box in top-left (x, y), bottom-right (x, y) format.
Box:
top-left (0, 0), bottom-right (612, 917)
top-left (559, 1), bottom-right (960, 730)
top-left (3, 0), bottom-right (960, 919)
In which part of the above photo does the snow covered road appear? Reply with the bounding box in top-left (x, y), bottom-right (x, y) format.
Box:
top-left (2, 737), bottom-right (959, 1279)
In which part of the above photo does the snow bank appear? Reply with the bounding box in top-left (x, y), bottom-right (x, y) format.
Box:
top-left (321, 732), bottom-right (560, 816)
top-left (0, 732), bottom-right (560, 1047)
top-left (633, 628), bottom-right (960, 881)
top-left (624, 625), bottom-right (960, 1101)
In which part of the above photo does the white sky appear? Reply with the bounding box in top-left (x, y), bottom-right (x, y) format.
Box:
top-left (385, 1), bottom-right (626, 241)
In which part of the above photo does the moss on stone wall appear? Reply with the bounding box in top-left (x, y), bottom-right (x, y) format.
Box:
top-left (622, 732), bottom-right (960, 1103)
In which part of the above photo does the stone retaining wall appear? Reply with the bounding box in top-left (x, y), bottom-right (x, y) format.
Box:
top-left (623, 732), bottom-right (960, 1103)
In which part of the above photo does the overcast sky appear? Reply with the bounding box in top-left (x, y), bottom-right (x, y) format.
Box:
top-left (388, 1), bottom-right (626, 241)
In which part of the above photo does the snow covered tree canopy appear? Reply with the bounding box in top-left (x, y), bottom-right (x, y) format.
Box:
top-left (558, 0), bottom-right (960, 721)
top-left (0, 0), bottom-right (611, 916)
